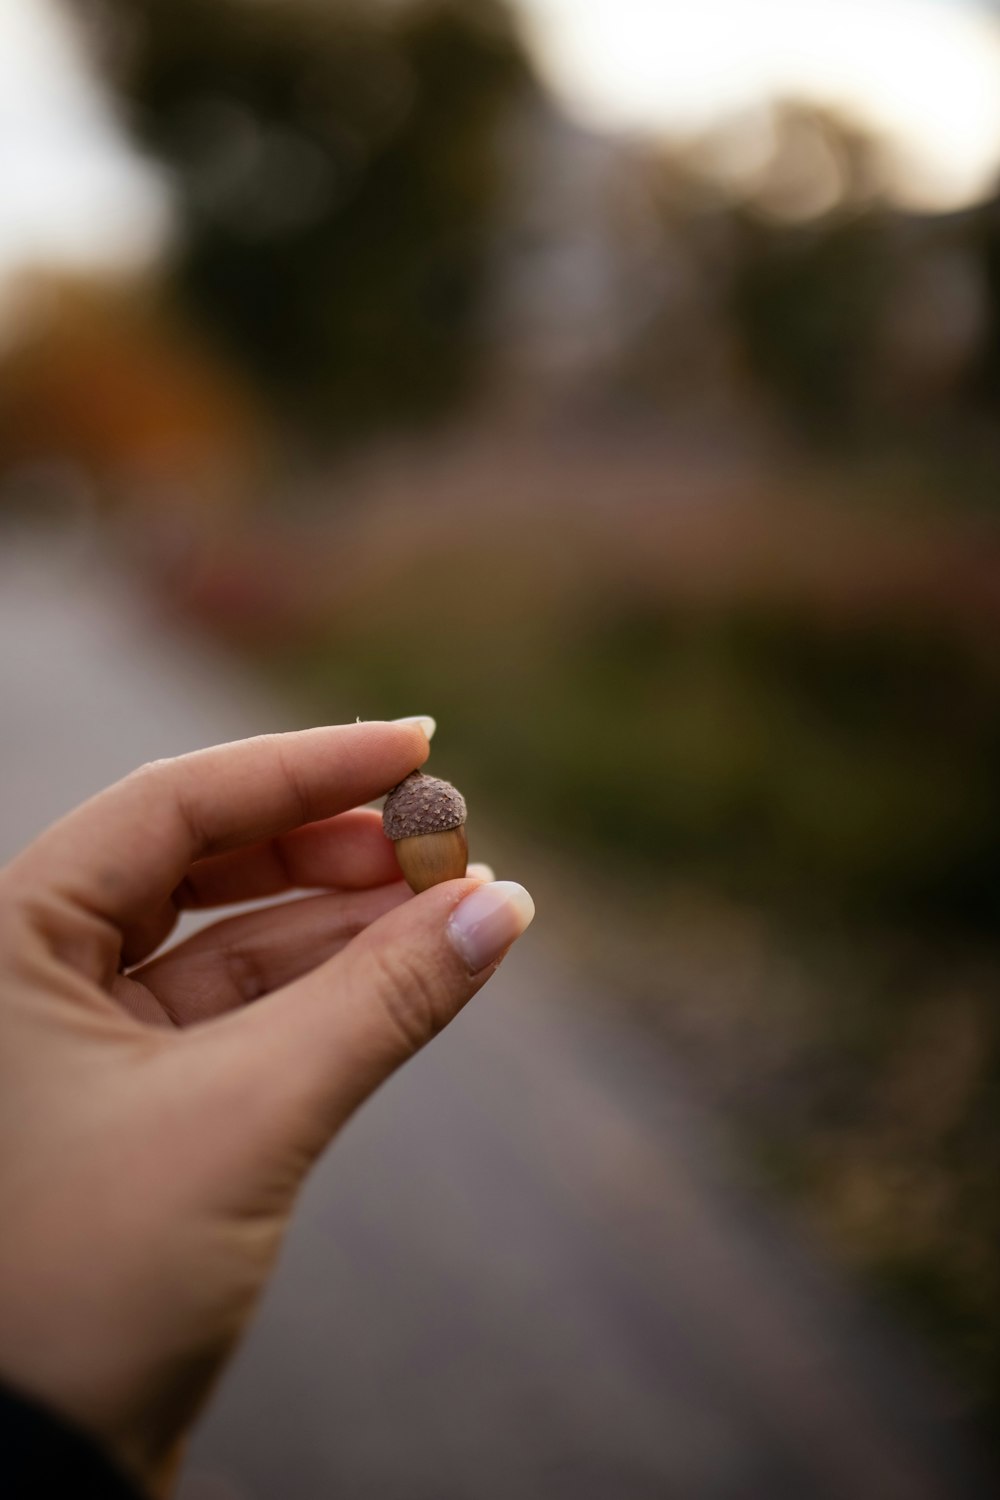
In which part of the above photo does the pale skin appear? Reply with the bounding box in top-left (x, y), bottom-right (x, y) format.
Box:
top-left (0, 721), bottom-right (534, 1495)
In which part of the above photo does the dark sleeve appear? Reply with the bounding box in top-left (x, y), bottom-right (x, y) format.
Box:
top-left (1, 1381), bottom-right (144, 1499)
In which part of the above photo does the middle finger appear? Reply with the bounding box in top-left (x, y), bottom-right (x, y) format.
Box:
top-left (122, 809), bottom-right (402, 968)
top-left (130, 882), bottom-right (412, 1025)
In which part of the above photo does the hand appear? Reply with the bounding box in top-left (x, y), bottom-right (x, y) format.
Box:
top-left (0, 722), bottom-right (534, 1494)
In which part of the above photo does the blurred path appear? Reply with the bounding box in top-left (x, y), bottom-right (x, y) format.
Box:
top-left (0, 532), bottom-right (989, 1500)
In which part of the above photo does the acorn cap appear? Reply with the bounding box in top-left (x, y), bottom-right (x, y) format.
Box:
top-left (382, 771), bottom-right (467, 841)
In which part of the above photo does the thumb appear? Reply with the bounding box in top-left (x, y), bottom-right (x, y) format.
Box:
top-left (222, 877), bottom-right (535, 1158)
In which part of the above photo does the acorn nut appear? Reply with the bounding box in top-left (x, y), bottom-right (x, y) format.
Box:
top-left (382, 770), bottom-right (468, 893)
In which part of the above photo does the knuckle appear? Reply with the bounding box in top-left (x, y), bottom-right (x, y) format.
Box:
top-left (1, 879), bottom-right (118, 982)
top-left (127, 757), bottom-right (203, 846)
top-left (338, 911), bottom-right (370, 946)
top-left (126, 758), bottom-right (180, 809)
top-left (365, 944), bottom-right (453, 1057)
top-left (225, 941), bottom-right (272, 1005)
top-left (269, 736), bottom-right (312, 826)
top-left (130, 756), bottom-right (176, 783)
top-left (0, 874), bottom-right (25, 944)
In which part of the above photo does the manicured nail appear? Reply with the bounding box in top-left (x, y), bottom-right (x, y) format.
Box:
top-left (466, 862), bottom-right (496, 883)
top-left (392, 715), bottom-right (436, 741)
top-left (448, 881), bottom-right (535, 972)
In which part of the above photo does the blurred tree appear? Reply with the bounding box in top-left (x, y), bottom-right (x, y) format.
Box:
top-left (963, 195), bottom-right (1000, 409)
top-left (723, 106), bottom-right (893, 441)
top-left (728, 211), bottom-right (888, 437)
top-left (605, 105), bottom-right (906, 444)
top-left (75, 0), bottom-right (536, 443)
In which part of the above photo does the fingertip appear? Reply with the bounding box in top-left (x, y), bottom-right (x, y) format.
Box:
top-left (447, 881), bottom-right (535, 974)
top-left (226, 871), bottom-right (529, 1140)
top-left (391, 715), bottom-right (437, 743)
top-left (378, 716), bottom-right (433, 771)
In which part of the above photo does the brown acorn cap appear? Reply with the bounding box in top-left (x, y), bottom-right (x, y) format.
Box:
top-left (382, 770), bottom-right (467, 841)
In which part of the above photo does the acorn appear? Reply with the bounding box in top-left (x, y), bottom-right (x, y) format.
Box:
top-left (382, 770), bottom-right (468, 893)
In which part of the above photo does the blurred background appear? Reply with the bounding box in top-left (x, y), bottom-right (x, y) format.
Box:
top-left (3, 0), bottom-right (1000, 1494)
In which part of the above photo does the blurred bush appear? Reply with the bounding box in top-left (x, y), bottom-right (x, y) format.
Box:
top-left (265, 487), bottom-right (1000, 930)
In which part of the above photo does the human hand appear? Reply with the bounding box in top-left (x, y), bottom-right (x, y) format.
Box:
top-left (0, 722), bottom-right (534, 1495)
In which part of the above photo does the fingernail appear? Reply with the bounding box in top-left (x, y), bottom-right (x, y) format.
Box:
top-left (466, 862), bottom-right (496, 883)
top-left (448, 881), bottom-right (535, 972)
top-left (392, 715), bottom-right (436, 741)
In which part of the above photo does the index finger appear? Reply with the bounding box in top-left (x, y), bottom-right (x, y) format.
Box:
top-left (11, 722), bottom-right (431, 929)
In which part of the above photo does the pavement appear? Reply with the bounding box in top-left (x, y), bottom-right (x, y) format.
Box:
top-left (0, 528), bottom-right (990, 1500)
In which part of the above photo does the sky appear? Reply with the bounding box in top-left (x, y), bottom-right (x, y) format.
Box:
top-left (0, 0), bottom-right (167, 310)
top-left (1, 0), bottom-right (1000, 295)
top-left (516, 0), bottom-right (1000, 210)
